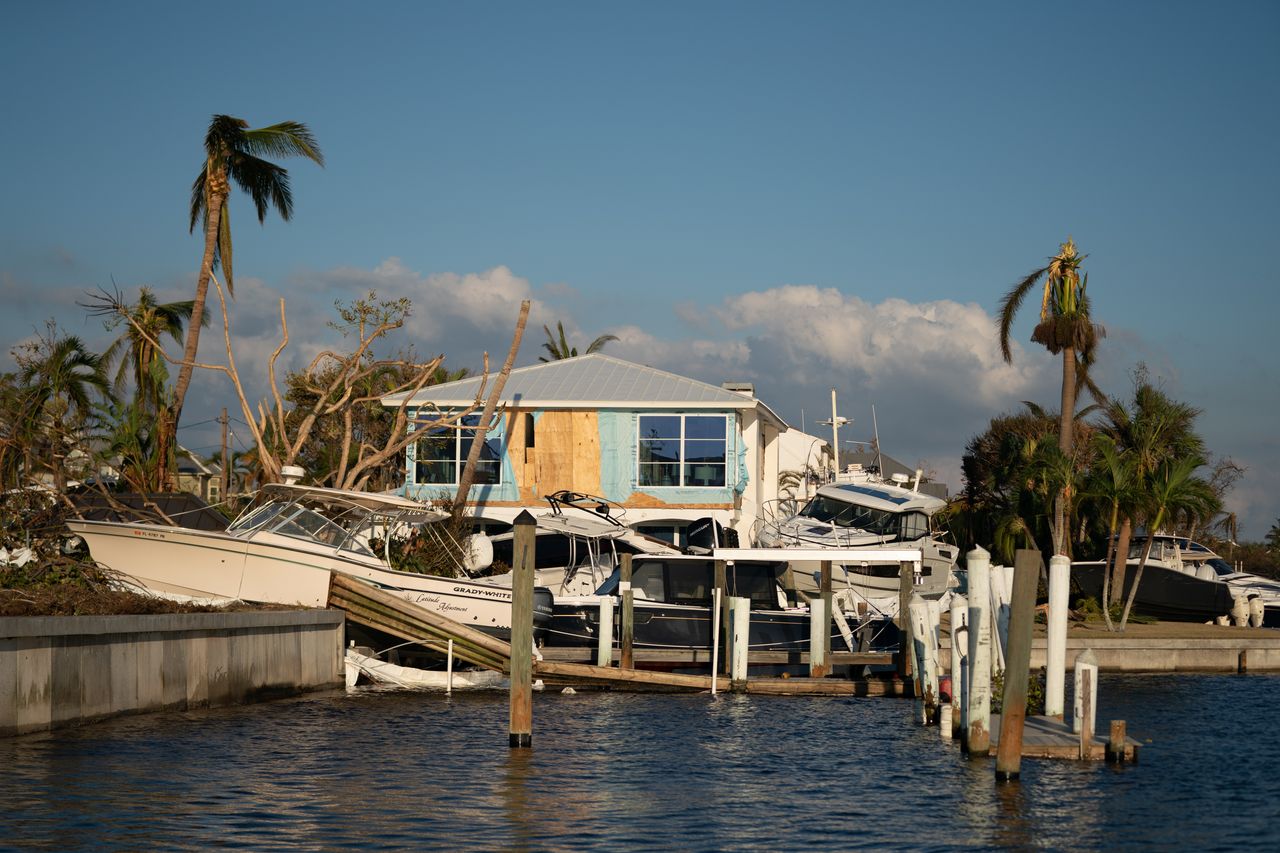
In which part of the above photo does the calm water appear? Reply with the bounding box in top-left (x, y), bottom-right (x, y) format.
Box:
top-left (2, 673), bottom-right (1278, 851)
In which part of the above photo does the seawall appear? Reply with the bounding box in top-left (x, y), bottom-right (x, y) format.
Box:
top-left (1, 610), bottom-right (345, 738)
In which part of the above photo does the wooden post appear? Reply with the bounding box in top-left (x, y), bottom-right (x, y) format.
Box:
top-left (820, 560), bottom-right (833, 673)
top-left (710, 588), bottom-right (722, 694)
top-left (1045, 554), bottom-right (1070, 719)
top-left (965, 547), bottom-right (992, 756)
top-left (219, 407), bottom-right (229, 502)
top-left (596, 596), bottom-right (614, 668)
top-left (949, 593), bottom-right (969, 743)
top-left (716, 560), bottom-right (730, 675)
top-left (1074, 648), bottom-right (1098, 759)
top-left (1106, 720), bottom-right (1127, 763)
top-left (730, 595), bottom-right (750, 691)
top-left (994, 557), bottom-right (1039, 780)
top-left (508, 510), bottom-right (536, 748)
top-left (897, 561), bottom-right (914, 680)
top-left (620, 552), bottom-right (634, 670)
top-left (809, 596), bottom-right (828, 677)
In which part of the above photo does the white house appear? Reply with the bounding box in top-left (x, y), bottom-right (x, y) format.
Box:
top-left (381, 354), bottom-right (805, 544)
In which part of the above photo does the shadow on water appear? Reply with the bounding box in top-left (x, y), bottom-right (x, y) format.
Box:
top-left (2, 674), bottom-right (1278, 850)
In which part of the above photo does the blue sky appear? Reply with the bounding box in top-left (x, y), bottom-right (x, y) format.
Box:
top-left (2, 1), bottom-right (1277, 539)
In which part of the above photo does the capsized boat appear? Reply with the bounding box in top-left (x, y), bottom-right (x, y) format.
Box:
top-left (753, 468), bottom-right (958, 603)
top-left (1070, 534), bottom-right (1241, 624)
top-left (67, 483), bottom-right (553, 640)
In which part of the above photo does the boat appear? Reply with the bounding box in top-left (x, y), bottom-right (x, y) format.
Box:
top-left (544, 550), bottom-right (902, 675)
top-left (67, 483), bottom-right (554, 641)
top-left (752, 466), bottom-right (958, 605)
top-left (480, 490), bottom-right (683, 596)
top-left (344, 646), bottom-right (510, 690)
top-left (1070, 533), bottom-right (1241, 624)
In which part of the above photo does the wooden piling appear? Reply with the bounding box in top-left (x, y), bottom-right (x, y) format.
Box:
top-left (730, 595), bottom-right (750, 691)
top-left (715, 560), bottom-right (729, 676)
top-left (820, 560), bottom-right (833, 673)
top-left (994, 557), bottom-right (1039, 780)
top-left (508, 510), bottom-right (536, 748)
top-left (809, 596), bottom-right (828, 678)
top-left (949, 593), bottom-right (969, 742)
top-left (596, 596), bottom-right (614, 668)
top-left (897, 561), bottom-right (914, 680)
top-left (908, 593), bottom-right (938, 725)
top-left (1106, 720), bottom-right (1128, 763)
top-left (620, 552), bottom-right (635, 670)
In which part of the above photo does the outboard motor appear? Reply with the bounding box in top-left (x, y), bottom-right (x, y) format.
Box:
top-left (684, 517), bottom-right (740, 555)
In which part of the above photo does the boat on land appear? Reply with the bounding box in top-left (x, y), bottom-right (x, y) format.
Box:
top-left (67, 483), bottom-right (554, 641)
top-left (1070, 534), bottom-right (1244, 624)
top-left (752, 466), bottom-right (958, 606)
top-left (545, 549), bottom-right (905, 675)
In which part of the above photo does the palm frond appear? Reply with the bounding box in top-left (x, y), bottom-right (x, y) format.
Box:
top-left (997, 265), bottom-right (1049, 362)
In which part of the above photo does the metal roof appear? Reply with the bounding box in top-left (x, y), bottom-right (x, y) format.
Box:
top-left (382, 353), bottom-right (777, 414)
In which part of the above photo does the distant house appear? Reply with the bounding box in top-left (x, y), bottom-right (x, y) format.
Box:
top-left (176, 448), bottom-right (215, 504)
top-left (381, 354), bottom-right (794, 543)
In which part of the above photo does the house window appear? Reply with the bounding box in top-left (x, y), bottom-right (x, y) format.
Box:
top-left (637, 414), bottom-right (727, 488)
top-left (413, 414), bottom-right (502, 486)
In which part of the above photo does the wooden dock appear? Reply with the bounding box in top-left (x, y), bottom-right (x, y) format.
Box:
top-left (327, 573), bottom-right (905, 696)
top-left (985, 714), bottom-right (1140, 761)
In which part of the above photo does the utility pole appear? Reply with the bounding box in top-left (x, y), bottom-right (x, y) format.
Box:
top-left (219, 407), bottom-right (229, 502)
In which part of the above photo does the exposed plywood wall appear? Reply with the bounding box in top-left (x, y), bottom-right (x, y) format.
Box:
top-left (499, 410), bottom-right (604, 502)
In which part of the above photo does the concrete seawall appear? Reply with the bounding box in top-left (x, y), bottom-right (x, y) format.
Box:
top-left (1, 610), bottom-right (345, 738)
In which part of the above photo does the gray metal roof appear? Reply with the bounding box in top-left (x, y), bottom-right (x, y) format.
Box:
top-left (382, 353), bottom-right (767, 411)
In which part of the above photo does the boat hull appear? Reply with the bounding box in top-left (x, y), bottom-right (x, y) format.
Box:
top-left (1070, 560), bottom-right (1237, 623)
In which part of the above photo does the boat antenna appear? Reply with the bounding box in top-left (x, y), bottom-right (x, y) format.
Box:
top-left (871, 405), bottom-right (883, 476)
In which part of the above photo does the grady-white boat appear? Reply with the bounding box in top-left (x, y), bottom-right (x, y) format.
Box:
top-left (67, 483), bottom-right (553, 640)
top-left (753, 467), bottom-right (958, 605)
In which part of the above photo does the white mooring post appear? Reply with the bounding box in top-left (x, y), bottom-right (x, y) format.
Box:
top-left (446, 639), bottom-right (454, 695)
top-left (809, 596), bottom-right (828, 677)
top-left (730, 596), bottom-right (750, 689)
top-left (1073, 648), bottom-right (1099, 758)
top-left (710, 588), bottom-right (722, 696)
top-left (596, 596), bottom-right (615, 668)
top-left (966, 547), bottom-right (993, 755)
top-left (908, 593), bottom-right (939, 725)
top-left (1046, 554), bottom-right (1070, 718)
top-left (989, 563), bottom-right (1010, 674)
top-left (949, 593), bottom-right (969, 740)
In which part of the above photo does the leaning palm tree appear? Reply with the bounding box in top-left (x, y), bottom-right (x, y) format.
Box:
top-left (998, 238), bottom-right (1106, 554)
top-left (170, 115), bottom-right (324, 460)
top-left (538, 320), bottom-right (618, 361)
top-left (1082, 434), bottom-right (1140, 630)
top-left (1118, 456), bottom-right (1219, 632)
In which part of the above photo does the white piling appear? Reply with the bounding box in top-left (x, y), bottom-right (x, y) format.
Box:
top-left (989, 565), bottom-right (1010, 674)
top-left (710, 588), bottom-right (722, 696)
top-left (1073, 648), bottom-right (1099, 737)
top-left (730, 596), bottom-right (750, 687)
top-left (809, 596), bottom-right (828, 677)
top-left (596, 596), bottom-right (615, 668)
top-left (1046, 554), bottom-right (1070, 718)
top-left (447, 639), bottom-right (454, 695)
top-left (909, 593), bottom-right (939, 724)
top-left (949, 593), bottom-right (969, 738)
top-left (966, 547), bottom-right (993, 754)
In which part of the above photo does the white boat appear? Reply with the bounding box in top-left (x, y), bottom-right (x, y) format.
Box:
top-left (67, 483), bottom-right (552, 639)
top-left (344, 646), bottom-right (509, 690)
top-left (752, 467), bottom-right (958, 605)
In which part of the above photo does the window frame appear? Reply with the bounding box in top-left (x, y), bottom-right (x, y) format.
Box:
top-left (412, 413), bottom-right (504, 487)
top-left (635, 413), bottom-right (730, 489)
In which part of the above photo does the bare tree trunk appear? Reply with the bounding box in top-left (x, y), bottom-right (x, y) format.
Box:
top-left (1101, 509), bottom-right (1117, 632)
top-left (169, 182), bottom-right (226, 487)
top-left (453, 300), bottom-right (530, 519)
top-left (1118, 535), bottom-right (1156, 632)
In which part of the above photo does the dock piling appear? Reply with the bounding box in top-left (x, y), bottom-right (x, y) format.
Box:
top-left (994, 556), bottom-right (1039, 780)
top-left (620, 553), bottom-right (634, 670)
top-left (809, 597), bottom-right (828, 678)
top-left (730, 596), bottom-right (750, 690)
top-left (596, 597), bottom-right (614, 668)
top-left (949, 593), bottom-right (969, 741)
top-left (508, 510), bottom-right (536, 748)
top-left (965, 547), bottom-right (993, 755)
top-left (1045, 554), bottom-right (1070, 718)
top-left (1106, 720), bottom-right (1128, 763)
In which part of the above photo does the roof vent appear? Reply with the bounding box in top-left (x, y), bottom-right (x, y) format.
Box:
top-left (721, 381), bottom-right (755, 396)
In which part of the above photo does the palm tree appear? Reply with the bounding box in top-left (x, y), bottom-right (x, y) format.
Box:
top-left (538, 321), bottom-right (618, 361)
top-left (99, 287), bottom-right (201, 416)
top-left (1118, 456), bottom-right (1219, 631)
top-left (1082, 434), bottom-right (1140, 630)
top-left (1266, 520), bottom-right (1280, 554)
top-left (16, 332), bottom-right (111, 491)
top-left (998, 238), bottom-right (1106, 554)
top-left (1094, 376), bottom-right (1205, 604)
top-left (170, 115), bottom-right (324, 468)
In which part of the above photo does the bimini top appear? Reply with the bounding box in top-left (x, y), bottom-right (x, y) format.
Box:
top-left (816, 481), bottom-right (947, 515)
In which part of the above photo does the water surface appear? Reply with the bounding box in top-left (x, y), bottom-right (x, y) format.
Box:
top-left (3, 673), bottom-right (1277, 851)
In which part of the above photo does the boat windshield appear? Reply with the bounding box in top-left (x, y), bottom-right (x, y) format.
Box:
top-left (228, 493), bottom-right (392, 557)
top-left (797, 494), bottom-right (898, 536)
